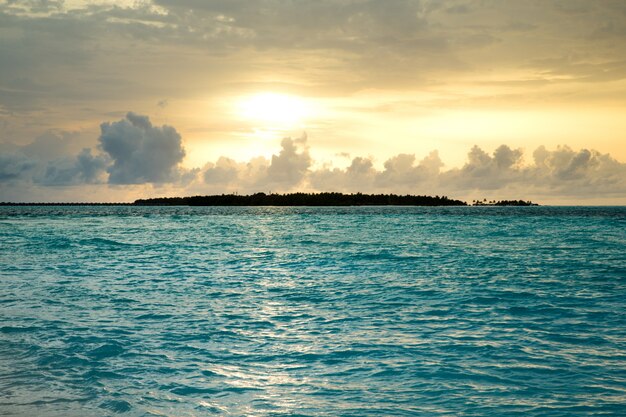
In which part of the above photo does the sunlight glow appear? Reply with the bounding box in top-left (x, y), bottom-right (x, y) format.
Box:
top-left (237, 93), bottom-right (312, 128)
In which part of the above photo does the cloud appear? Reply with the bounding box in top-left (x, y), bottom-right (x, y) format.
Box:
top-left (2, 115), bottom-right (626, 204)
top-left (2, 0), bottom-right (626, 163)
top-left (202, 135), bottom-right (311, 192)
top-left (527, 146), bottom-right (626, 196)
top-left (198, 140), bottom-right (626, 202)
top-left (266, 135), bottom-right (312, 187)
top-left (309, 150), bottom-right (444, 193)
top-left (1, 112), bottom-right (186, 187)
top-left (0, 137), bottom-right (107, 186)
top-left (203, 156), bottom-right (240, 185)
top-left (439, 145), bottom-right (524, 190)
top-left (99, 112), bottom-right (186, 184)
top-left (0, 152), bottom-right (37, 181)
top-left (435, 144), bottom-right (626, 198)
top-left (3, 0), bottom-right (626, 116)
top-left (36, 149), bottom-right (108, 186)
top-left (309, 157), bottom-right (376, 192)
top-left (20, 132), bottom-right (74, 160)
top-left (378, 151), bottom-right (444, 188)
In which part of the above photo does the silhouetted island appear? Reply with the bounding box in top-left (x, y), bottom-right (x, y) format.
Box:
top-left (472, 199), bottom-right (538, 206)
top-left (133, 192), bottom-right (467, 206)
top-left (0, 194), bottom-right (541, 206)
top-left (0, 202), bottom-right (133, 206)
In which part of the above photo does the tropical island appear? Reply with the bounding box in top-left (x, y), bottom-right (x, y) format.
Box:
top-left (472, 199), bottom-right (539, 206)
top-left (1, 193), bottom-right (540, 206)
top-left (133, 192), bottom-right (467, 206)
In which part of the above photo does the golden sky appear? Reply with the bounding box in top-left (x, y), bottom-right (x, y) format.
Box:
top-left (1, 0), bottom-right (626, 203)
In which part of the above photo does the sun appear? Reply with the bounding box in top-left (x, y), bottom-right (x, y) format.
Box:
top-left (237, 92), bottom-right (311, 128)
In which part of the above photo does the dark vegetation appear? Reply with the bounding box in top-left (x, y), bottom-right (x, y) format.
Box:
top-left (1, 194), bottom-right (540, 206)
top-left (0, 202), bottom-right (132, 206)
top-left (134, 192), bottom-right (467, 206)
top-left (472, 199), bottom-right (538, 206)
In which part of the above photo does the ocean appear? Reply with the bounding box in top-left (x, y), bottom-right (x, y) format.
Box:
top-left (1, 206), bottom-right (625, 416)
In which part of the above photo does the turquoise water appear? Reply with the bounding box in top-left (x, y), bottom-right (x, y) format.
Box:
top-left (1, 206), bottom-right (625, 416)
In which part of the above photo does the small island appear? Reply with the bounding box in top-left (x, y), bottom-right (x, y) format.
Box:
top-left (472, 199), bottom-right (538, 206)
top-left (134, 192), bottom-right (467, 206)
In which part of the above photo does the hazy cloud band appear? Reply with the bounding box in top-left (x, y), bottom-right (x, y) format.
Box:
top-left (2, 113), bottom-right (625, 203)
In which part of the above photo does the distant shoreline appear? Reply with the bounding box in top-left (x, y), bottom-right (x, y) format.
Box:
top-left (1, 193), bottom-right (539, 206)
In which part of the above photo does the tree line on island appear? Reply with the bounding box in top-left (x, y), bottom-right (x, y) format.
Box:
top-left (472, 199), bottom-right (538, 206)
top-left (132, 193), bottom-right (537, 206)
top-left (1, 193), bottom-right (538, 206)
top-left (134, 192), bottom-right (464, 206)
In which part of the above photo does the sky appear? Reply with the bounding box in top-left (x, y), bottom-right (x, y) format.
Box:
top-left (1, 0), bottom-right (626, 204)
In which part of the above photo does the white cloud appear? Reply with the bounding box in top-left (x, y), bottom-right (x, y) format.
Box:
top-left (265, 135), bottom-right (312, 187)
top-left (198, 140), bottom-right (626, 202)
top-left (527, 146), bottom-right (626, 196)
top-left (202, 135), bottom-right (311, 192)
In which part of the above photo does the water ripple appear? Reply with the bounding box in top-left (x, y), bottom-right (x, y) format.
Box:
top-left (1, 206), bottom-right (625, 416)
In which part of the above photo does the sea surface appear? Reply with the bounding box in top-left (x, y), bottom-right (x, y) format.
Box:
top-left (1, 206), bottom-right (625, 416)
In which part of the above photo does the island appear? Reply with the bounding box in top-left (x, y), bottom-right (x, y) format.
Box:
top-left (1, 194), bottom-right (540, 206)
top-left (134, 192), bottom-right (467, 206)
top-left (472, 199), bottom-right (538, 206)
